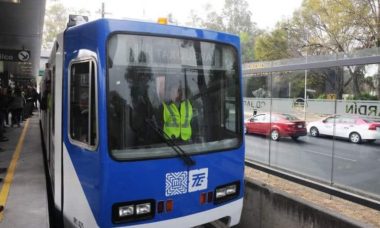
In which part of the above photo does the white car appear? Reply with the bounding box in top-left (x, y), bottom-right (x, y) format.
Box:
top-left (307, 115), bottom-right (380, 144)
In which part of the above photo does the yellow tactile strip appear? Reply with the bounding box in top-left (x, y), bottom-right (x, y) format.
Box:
top-left (0, 119), bottom-right (30, 222)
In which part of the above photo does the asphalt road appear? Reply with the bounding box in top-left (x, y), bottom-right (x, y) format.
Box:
top-left (244, 133), bottom-right (380, 198)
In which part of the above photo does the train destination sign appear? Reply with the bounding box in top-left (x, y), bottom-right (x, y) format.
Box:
top-left (0, 49), bottom-right (30, 62)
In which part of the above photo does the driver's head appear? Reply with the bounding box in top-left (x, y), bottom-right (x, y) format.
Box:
top-left (169, 83), bottom-right (182, 102)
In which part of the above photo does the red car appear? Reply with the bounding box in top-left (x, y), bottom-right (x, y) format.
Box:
top-left (245, 113), bottom-right (307, 141)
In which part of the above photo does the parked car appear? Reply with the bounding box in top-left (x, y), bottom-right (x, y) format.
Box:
top-left (244, 113), bottom-right (307, 141)
top-left (307, 115), bottom-right (380, 144)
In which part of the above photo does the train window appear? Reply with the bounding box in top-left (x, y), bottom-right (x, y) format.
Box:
top-left (107, 34), bottom-right (242, 161)
top-left (69, 60), bottom-right (98, 149)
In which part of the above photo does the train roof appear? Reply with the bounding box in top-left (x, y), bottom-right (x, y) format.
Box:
top-left (65, 18), bottom-right (240, 47)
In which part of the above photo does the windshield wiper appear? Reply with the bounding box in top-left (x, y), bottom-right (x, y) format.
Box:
top-left (145, 119), bottom-right (196, 167)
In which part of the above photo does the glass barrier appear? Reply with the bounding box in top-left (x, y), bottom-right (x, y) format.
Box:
top-left (243, 73), bottom-right (271, 165)
top-left (244, 60), bottom-right (380, 201)
top-left (270, 68), bottom-right (336, 182)
top-left (332, 64), bottom-right (380, 199)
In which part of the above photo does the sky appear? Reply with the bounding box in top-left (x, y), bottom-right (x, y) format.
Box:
top-left (52, 0), bottom-right (303, 30)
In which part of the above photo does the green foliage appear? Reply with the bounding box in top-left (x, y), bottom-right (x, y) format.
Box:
top-left (186, 0), bottom-right (258, 63)
top-left (291, 0), bottom-right (362, 54)
top-left (316, 94), bottom-right (326, 99)
top-left (289, 0), bottom-right (380, 55)
top-left (221, 0), bottom-right (254, 34)
top-left (346, 93), bottom-right (378, 100)
top-left (254, 29), bottom-right (290, 61)
top-left (254, 0), bottom-right (380, 98)
top-left (306, 72), bottom-right (329, 98)
top-left (186, 0), bottom-right (380, 99)
top-left (240, 32), bottom-right (255, 62)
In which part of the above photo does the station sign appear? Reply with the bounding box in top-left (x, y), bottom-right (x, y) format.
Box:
top-left (0, 49), bottom-right (30, 62)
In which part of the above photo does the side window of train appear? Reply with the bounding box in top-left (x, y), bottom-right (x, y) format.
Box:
top-left (69, 60), bottom-right (98, 149)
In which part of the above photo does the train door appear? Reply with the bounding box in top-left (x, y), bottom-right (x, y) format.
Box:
top-left (62, 55), bottom-right (99, 227)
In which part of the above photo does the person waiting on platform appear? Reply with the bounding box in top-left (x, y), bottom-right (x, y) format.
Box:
top-left (0, 87), bottom-right (9, 143)
top-left (0, 86), bottom-right (8, 199)
top-left (10, 88), bottom-right (24, 127)
top-left (162, 84), bottom-right (193, 142)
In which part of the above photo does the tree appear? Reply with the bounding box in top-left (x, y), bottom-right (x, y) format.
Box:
top-left (293, 0), bottom-right (380, 98)
top-left (186, 0), bottom-right (258, 62)
top-left (253, 0), bottom-right (380, 98)
top-left (42, 3), bottom-right (90, 49)
top-left (240, 32), bottom-right (256, 62)
top-left (336, 0), bottom-right (379, 48)
top-left (254, 28), bottom-right (290, 61)
top-left (205, 0), bottom-right (259, 62)
top-left (353, 0), bottom-right (380, 98)
top-left (220, 0), bottom-right (255, 34)
top-left (291, 0), bottom-right (365, 54)
top-left (42, 3), bottom-right (68, 49)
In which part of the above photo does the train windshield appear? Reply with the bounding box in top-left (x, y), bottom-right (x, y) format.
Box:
top-left (107, 34), bottom-right (242, 161)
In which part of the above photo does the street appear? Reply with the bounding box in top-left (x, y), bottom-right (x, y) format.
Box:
top-left (245, 133), bottom-right (380, 198)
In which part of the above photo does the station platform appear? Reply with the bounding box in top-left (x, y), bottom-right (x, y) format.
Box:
top-left (0, 114), bottom-right (49, 228)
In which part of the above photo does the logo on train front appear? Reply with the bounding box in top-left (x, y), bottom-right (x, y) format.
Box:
top-left (165, 168), bottom-right (208, 196)
top-left (188, 168), bottom-right (208, 192)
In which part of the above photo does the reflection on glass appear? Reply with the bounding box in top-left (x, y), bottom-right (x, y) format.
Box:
top-left (70, 62), bottom-right (92, 145)
top-left (245, 113), bottom-right (306, 141)
top-left (332, 64), bottom-right (380, 198)
top-left (244, 51), bottom-right (380, 200)
top-left (243, 73), bottom-right (271, 164)
top-left (268, 69), bottom-right (335, 182)
top-left (107, 34), bottom-right (242, 161)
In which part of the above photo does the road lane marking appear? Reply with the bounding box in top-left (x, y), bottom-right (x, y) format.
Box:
top-left (0, 119), bottom-right (30, 222)
top-left (304, 149), bottom-right (357, 162)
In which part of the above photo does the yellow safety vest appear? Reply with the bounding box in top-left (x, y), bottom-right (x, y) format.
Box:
top-left (163, 100), bottom-right (193, 141)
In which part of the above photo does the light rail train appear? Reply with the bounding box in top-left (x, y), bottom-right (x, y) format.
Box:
top-left (40, 16), bottom-right (244, 227)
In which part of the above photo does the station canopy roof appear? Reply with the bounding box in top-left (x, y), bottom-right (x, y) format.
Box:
top-left (0, 0), bottom-right (46, 80)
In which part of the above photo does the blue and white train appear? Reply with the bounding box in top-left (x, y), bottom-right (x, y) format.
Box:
top-left (40, 16), bottom-right (245, 227)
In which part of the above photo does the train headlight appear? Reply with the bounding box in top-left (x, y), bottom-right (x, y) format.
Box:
top-left (215, 185), bottom-right (236, 199)
top-left (136, 203), bottom-right (151, 215)
top-left (112, 200), bottom-right (155, 224)
top-left (119, 205), bottom-right (134, 217)
top-left (226, 185), bottom-right (237, 195)
top-left (216, 187), bottom-right (227, 198)
top-left (214, 181), bottom-right (240, 204)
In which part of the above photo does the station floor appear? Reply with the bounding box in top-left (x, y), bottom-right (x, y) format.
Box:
top-left (0, 113), bottom-right (49, 228)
